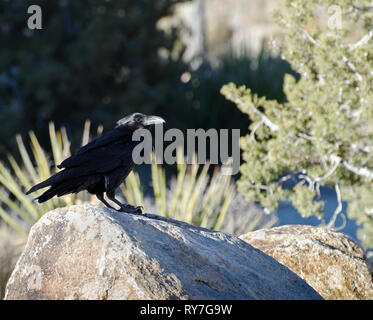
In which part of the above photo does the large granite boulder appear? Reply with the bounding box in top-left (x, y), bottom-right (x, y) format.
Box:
top-left (5, 205), bottom-right (321, 300)
top-left (240, 225), bottom-right (373, 300)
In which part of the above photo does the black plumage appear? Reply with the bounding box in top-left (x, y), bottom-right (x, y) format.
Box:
top-left (26, 113), bottom-right (165, 214)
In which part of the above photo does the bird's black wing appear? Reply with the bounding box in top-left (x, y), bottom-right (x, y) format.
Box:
top-left (71, 139), bottom-right (137, 175)
top-left (26, 137), bottom-right (137, 196)
top-left (58, 128), bottom-right (131, 169)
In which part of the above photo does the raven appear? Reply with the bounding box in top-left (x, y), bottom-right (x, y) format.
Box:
top-left (26, 113), bottom-right (165, 214)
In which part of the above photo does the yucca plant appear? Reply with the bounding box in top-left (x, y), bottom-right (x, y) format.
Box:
top-left (0, 121), bottom-right (101, 235)
top-left (121, 150), bottom-right (236, 231)
top-left (0, 122), bottom-right (268, 236)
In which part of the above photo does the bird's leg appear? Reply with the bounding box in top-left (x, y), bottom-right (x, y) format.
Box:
top-left (96, 193), bottom-right (116, 211)
top-left (106, 191), bottom-right (143, 214)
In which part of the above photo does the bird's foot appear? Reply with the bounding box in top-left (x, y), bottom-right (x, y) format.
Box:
top-left (118, 204), bottom-right (143, 215)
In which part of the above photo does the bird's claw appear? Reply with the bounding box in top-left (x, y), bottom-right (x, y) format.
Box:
top-left (118, 204), bottom-right (143, 215)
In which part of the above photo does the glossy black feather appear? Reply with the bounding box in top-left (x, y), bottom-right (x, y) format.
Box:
top-left (57, 128), bottom-right (131, 169)
top-left (26, 113), bottom-right (165, 210)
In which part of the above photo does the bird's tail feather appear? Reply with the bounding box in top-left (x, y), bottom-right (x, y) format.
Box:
top-left (26, 170), bottom-right (72, 195)
top-left (36, 183), bottom-right (72, 203)
top-left (27, 168), bottom-right (94, 202)
top-left (26, 176), bottom-right (56, 195)
top-left (36, 179), bottom-right (87, 203)
top-left (36, 187), bottom-right (58, 203)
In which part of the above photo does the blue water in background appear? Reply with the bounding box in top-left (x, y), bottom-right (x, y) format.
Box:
top-left (276, 186), bottom-right (359, 243)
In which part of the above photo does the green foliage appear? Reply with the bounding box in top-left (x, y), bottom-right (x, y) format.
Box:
top-left (221, 0), bottom-right (373, 249)
top-left (0, 121), bottom-right (100, 235)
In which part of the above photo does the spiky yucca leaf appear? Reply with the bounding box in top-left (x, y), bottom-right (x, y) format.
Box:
top-left (120, 149), bottom-right (238, 232)
top-left (0, 121), bottom-right (98, 233)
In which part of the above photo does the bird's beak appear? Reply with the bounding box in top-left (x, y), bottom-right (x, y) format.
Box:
top-left (143, 115), bottom-right (166, 126)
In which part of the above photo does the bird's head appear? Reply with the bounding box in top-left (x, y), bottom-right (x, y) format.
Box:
top-left (116, 113), bottom-right (165, 130)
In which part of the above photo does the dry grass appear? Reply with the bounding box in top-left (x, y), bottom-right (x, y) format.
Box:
top-left (0, 223), bottom-right (26, 299)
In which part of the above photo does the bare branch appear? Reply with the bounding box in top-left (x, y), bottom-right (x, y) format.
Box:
top-left (250, 120), bottom-right (263, 142)
top-left (323, 154), bottom-right (373, 179)
top-left (342, 55), bottom-right (363, 82)
top-left (315, 156), bottom-right (341, 182)
top-left (299, 173), bottom-right (315, 191)
top-left (278, 174), bottom-right (293, 184)
top-left (334, 213), bottom-right (347, 231)
top-left (342, 160), bottom-right (373, 179)
top-left (297, 133), bottom-right (317, 141)
top-left (350, 142), bottom-right (372, 153)
top-left (228, 93), bottom-right (279, 132)
top-left (349, 29), bottom-right (373, 51)
top-left (302, 28), bottom-right (320, 46)
top-left (338, 87), bottom-right (343, 103)
top-left (350, 4), bottom-right (373, 12)
top-left (327, 183), bottom-right (343, 229)
top-left (300, 21), bottom-right (364, 82)
top-left (249, 105), bottom-right (279, 132)
top-left (364, 207), bottom-right (373, 218)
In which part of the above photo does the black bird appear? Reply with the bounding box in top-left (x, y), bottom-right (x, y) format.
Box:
top-left (26, 113), bottom-right (165, 214)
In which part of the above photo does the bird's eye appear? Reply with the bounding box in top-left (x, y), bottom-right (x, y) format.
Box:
top-left (134, 114), bottom-right (143, 122)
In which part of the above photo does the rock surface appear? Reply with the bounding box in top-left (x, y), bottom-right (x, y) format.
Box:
top-left (5, 205), bottom-right (321, 300)
top-left (240, 225), bottom-right (373, 300)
